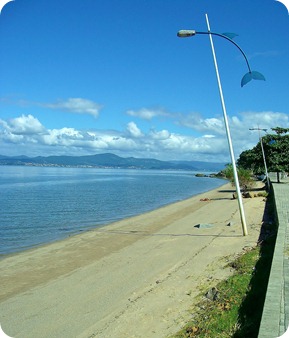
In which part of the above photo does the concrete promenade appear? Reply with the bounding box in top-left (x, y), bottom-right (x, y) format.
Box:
top-left (258, 176), bottom-right (289, 338)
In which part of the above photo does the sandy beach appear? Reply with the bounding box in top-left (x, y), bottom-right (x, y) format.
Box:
top-left (0, 182), bottom-right (266, 338)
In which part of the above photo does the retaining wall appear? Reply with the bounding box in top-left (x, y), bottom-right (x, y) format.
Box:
top-left (258, 182), bottom-right (289, 338)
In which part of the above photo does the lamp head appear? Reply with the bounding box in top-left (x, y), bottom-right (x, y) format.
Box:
top-left (177, 30), bottom-right (196, 37)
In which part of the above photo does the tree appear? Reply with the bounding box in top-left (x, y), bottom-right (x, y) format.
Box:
top-left (237, 127), bottom-right (289, 180)
top-left (271, 127), bottom-right (289, 135)
top-left (238, 148), bottom-right (262, 174)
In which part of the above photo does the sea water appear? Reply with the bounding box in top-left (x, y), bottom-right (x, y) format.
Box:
top-left (0, 166), bottom-right (225, 255)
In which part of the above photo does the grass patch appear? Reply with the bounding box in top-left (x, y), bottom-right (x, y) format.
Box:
top-left (171, 192), bottom-right (277, 338)
top-left (255, 191), bottom-right (268, 198)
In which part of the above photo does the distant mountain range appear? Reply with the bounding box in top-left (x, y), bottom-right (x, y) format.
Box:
top-left (0, 153), bottom-right (226, 171)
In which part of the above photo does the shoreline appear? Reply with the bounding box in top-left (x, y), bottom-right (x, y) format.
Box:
top-left (1, 182), bottom-right (229, 289)
top-left (0, 182), bottom-right (266, 337)
top-left (1, 179), bottom-right (227, 258)
top-left (0, 179), bottom-right (227, 260)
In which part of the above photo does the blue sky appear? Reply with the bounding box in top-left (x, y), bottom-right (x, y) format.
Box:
top-left (0, 0), bottom-right (288, 162)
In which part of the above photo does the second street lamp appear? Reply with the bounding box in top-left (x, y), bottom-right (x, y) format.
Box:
top-left (249, 128), bottom-right (270, 190)
top-left (177, 14), bottom-right (265, 236)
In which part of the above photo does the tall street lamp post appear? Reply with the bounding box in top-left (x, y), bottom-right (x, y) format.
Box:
top-left (249, 127), bottom-right (270, 190)
top-left (177, 14), bottom-right (265, 236)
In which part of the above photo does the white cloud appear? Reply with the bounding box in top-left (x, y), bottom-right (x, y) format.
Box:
top-left (126, 108), bottom-right (169, 120)
top-left (0, 114), bottom-right (45, 135)
top-left (238, 111), bottom-right (289, 129)
top-left (126, 122), bottom-right (143, 138)
top-left (149, 129), bottom-right (171, 140)
top-left (0, 114), bottom-right (225, 160)
top-left (178, 110), bottom-right (289, 138)
top-left (45, 98), bottom-right (102, 117)
top-left (1, 110), bottom-right (288, 162)
top-left (178, 113), bottom-right (225, 135)
top-left (203, 135), bottom-right (216, 138)
top-left (41, 128), bottom-right (84, 146)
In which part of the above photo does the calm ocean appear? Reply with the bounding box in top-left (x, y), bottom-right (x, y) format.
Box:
top-left (0, 166), bottom-right (225, 256)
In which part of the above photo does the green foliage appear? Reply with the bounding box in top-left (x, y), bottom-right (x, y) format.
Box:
top-left (238, 127), bottom-right (289, 175)
top-left (171, 248), bottom-right (262, 338)
top-left (222, 163), bottom-right (234, 181)
top-left (222, 164), bottom-right (254, 191)
top-left (271, 127), bottom-right (289, 135)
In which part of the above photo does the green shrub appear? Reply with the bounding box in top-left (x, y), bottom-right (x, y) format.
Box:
top-left (222, 164), bottom-right (255, 191)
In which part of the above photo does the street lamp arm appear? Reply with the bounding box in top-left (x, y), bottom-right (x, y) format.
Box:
top-left (177, 29), bottom-right (266, 87)
top-left (196, 31), bottom-right (252, 73)
top-left (249, 127), bottom-right (268, 133)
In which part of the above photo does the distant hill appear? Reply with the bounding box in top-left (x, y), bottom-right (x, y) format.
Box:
top-left (0, 153), bottom-right (225, 171)
top-left (169, 160), bottom-right (226, 172)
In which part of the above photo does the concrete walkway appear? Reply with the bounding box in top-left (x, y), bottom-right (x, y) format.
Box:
top-left (258, 176), bottom-right (289, 338)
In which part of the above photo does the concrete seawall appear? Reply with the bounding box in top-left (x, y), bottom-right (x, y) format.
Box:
top-left (258, 178), bottom-right (289, 337)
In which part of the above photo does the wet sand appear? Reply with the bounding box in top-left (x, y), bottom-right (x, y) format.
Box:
top-left (0, 182), bottom-right (266, 338)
